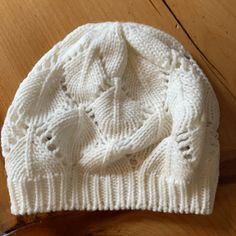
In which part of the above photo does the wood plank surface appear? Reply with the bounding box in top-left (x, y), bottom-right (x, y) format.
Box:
top-left (0, 0), bottom-right (235, 235)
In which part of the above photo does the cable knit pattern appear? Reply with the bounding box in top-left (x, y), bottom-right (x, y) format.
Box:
top-left (1, 22), bottom-right (220, 215)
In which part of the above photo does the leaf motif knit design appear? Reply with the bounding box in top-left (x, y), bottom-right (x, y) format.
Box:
top-left (1, 22), bottom-right (220, 215)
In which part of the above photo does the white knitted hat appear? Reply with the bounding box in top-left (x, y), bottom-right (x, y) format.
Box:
top-left (1, 22), bottom-right (220, 215)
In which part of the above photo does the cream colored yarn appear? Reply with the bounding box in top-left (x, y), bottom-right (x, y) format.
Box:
top-left (1, 22), bottom-right (220, 215)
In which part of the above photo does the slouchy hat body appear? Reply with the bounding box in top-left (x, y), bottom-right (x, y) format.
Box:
top-left (1, 22), bottom-right (220, 215)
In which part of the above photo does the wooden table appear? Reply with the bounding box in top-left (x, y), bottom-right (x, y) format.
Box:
top-left (0, 1), bottom-right (236, 235)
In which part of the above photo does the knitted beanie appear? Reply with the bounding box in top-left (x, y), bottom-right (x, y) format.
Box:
top-left (1, 22), bottom-right (220, 215)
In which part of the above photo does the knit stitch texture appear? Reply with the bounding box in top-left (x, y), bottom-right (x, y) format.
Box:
top-left (1, 22), bottom-right (220, 215)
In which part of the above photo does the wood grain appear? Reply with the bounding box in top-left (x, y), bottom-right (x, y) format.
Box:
top-left (0, 0), bottom-right (235, 235)
top-left (165, 0), bottom-right (236, 96)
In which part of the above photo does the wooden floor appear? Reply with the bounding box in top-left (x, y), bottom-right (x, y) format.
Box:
top-left (0, 0), bottom-right (236, 235)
